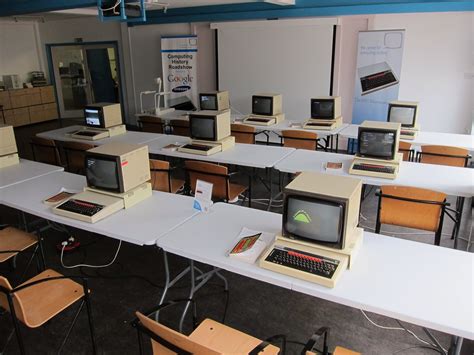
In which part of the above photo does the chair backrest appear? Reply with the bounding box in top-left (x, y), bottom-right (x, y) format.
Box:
top-left (185, 160), bottom-right (229, 201)
top-left (136, 312), bottom-right (220, 355)
top-left (62, 141), bottom-right (94, 174)
top-left (170, 119), bottom-right (190, 137)
top-left (0, 276), bottom-right (27, 325)
top-left (231, 123), bottom-right (256, 144)
top-left (139, 116), bottom-right (164, 134)
top-left (398, 141), bottom-right (412, 162)
top-left (418, 145), bottom-right (469, 167)
top-left (30, 136), bottom-right (61, 166)
top-left (281, 130), bottom-right (318, 150)
top-left (378, 185), bottom-right (447, 232)
top-left (149, 159), bottom-right (171, 193)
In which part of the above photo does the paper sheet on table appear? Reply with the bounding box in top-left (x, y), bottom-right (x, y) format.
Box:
top-left (227, 227), bottom-right (275, 264)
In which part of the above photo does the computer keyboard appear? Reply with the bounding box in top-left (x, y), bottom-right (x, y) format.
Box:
top-left (181, 143), bottom-right (213, 152)
top-left (352, 163), bottom-right (395, 174)
top-left (56, 199), bottom-right (104, 217)
top-left (246, 117), bottom-right (273, 123)
top-left (73, 130), bottom-right (101, 137)
top-left (361, 70), bottom-right (397, 92)
top-left (305, 122), bottom-right (333, 127)
top-left (263, 246), bottom-right (339, 279)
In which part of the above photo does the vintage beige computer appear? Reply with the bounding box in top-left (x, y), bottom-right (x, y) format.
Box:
top-left (349, 121), bottom-right (402, 179)
top-left (70, 103), bottom-right (126, 141)
top-left (53, 143), bottom-right (152, 223)
top-left (177, 110), bottom-right (235, 156)
top-left (0, 124), bottom-right (20, 168)
top-left (243, 93), bottom-right (285, 126)
top-left (387, 101), bottom-right (419, 140)
top-left (259, 172), bottom-right (363, 288)
top-left (199, 91), bottom-right (230, 111)
top-left (303, 96), bottom-right (343, 131)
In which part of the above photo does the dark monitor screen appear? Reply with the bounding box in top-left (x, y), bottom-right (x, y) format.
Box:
top-left (358, 129), bottom-right (396, 160)
top-left (190, 115), bottom-right (216, 141)
top-left (200, 94), bottom-right (217, 110)
top-left (311, 99), bottom-right (334, 119)
top-left (283, 195), bottom-right (344, 247)
top-left (85, 156), bottom-right (120, 192)
top-left (388, 105), bottom-right (416, 127)
top-left (84, 108), bottom-right (101, 127)
top-left (252, 96), bottom-right (273, 116)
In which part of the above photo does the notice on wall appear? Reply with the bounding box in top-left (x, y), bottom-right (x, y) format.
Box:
top-left (161, 35), bottom-right (198, 108)
top-left (352, 30), bottom-right (405, 124)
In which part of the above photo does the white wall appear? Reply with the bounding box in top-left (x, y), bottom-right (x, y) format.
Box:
top-left (0, 21), bottom-right (44, 84)
top-left (369, 12), bottom-right (474, 134)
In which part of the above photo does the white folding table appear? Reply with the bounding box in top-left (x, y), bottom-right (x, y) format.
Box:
top-left (157, 202), bottom-right (473, 354)
top-left (0, 171), bottom-right (198, 246)
top-left (339, 124), bottom-right (474, 151)
top-left (0, 159), bottom-right (63, 190)
top-left (37, 125), bottom-right (161, 146)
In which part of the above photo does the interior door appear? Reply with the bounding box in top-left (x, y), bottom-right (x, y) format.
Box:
top-left (50, 43), bottom-right (120, 119)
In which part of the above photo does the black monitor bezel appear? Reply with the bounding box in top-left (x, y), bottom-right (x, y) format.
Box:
top-left (387, 103), bottom-right (417, 128)
top-left (252, 95), bottom-right (274, 116)
top-left (282, 194), bottom-right (345, 250)
top-left (357, 127), bottom-right (398, 160)
top-left (199, 93), bottom-right (218, 111)
top-left (84, 106), bottom-right (105, 128)
top-left (84, 152), bottom-right (124, 193)
top-left (310, 98), bottom-right (335, 119)
top-left (189, 114), bottom-right (218, 141)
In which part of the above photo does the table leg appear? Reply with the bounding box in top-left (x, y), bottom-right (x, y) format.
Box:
top-left (453, 197), bottom-right (465, 250)
top-left (267, 168), bottom-right (273, 211)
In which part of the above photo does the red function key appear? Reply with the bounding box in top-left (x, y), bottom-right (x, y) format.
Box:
top-left (288, 251), bottom-right (321, 263)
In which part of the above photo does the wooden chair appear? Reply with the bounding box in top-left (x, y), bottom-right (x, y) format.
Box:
top-left (281, 130), bottom-right (318, 150)
top-left (62, 141), bottom-right (95, 174)
top-left (185, 160), bottom-right (250, 205)
top-left (417, 145), bottom-right (470, 167)
top-left (231, 123), bottom-right (257, 144)
top-left (149, 159), bottom-right (185, 194)
top-left (0, 270), bottom-right (97, 354)
top-left (0, 226), bottom-right (44, 282)
top-left (138, 116), bottom-right (164, 134)
top-left (170, 119), bottom-right (190, 137)
top-left (375, 186), bottom-right (449, 246)
top-left (30, 136), bottom-right (62, 166)
top-left (132, 300), bottom-right (281, 355)
top-left (302, 326), bottom-right (361, 355)
top-left (398, 141), bottom-right (413, 162)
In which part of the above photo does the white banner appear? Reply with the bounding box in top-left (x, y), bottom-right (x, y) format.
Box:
top-left (161, 35), bottom-right (198, 108)
top-left (352, 30), bottom-right (405, 124)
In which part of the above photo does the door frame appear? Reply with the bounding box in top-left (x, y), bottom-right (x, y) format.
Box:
top-left (46, 41), bottom-right (124, 120)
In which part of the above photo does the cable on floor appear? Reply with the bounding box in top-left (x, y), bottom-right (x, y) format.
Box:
top-left (360, 310), bottom-right (446, 353)
top-left (61, 239), bottom-right (122, 269)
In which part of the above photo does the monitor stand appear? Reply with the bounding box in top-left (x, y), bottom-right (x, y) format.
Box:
top-left (303, 116), bottom-right (343, 131)
top-left (400, 123), bottom-right (419, 140)
top-left (177, 135), bottom-right (235, 156)
top-left (52, 182), bottom-right (152, 223)
top-left (349, 153), bottom-right (402, 179)
top-left (243, 113), bottom-right (285, 126)
top-left (0, 153), bottom-right (19, 169)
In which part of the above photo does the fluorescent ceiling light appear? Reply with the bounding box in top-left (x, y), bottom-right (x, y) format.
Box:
top-left (263, 0), bottom-right (295, 5)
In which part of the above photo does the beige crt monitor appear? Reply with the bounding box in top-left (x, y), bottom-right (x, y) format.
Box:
top-left (85, 103), bottom-right (122, 128)
top-left (259, 172), bottom-right (363, 288)
top-left (199, 91), bottom-right (230, 111)
top-left (310, 96), bottom-right (342, 120)
top-left (86, 143), bottom-right (150, 193)
top-left (0, 125), bottom-right (19, 168)
top-left (349, 121), bottom-right (402, 179)
top-left (388, 100), bottom-right (419, 140)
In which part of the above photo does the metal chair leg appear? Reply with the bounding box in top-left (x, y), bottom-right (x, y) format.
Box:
top-left (83, 280), bottom-right (98, 355)
top-left (58, 300), bottom-right (85, 354)
top-left (7, 295), bottom-right (26, 355)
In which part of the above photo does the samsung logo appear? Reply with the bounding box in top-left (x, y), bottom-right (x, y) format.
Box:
top-left (172, 85), bottom-right (191, 93)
